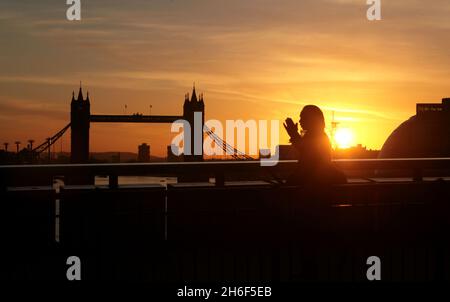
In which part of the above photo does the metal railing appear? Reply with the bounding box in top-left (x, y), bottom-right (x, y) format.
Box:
top-left (1, 158), bottom-right (450, 188)
top-left (1, 158), bottom-right (450, 281)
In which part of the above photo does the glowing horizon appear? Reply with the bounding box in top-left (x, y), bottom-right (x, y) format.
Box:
top-left (1, 0), bottom-right (449, 156)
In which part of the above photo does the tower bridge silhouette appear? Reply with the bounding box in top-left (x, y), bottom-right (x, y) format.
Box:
top-left (31, 84), bottom-right (251, 163)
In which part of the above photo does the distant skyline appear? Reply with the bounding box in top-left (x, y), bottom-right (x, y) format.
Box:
top-left (1, 0), bottom-right (449, 156)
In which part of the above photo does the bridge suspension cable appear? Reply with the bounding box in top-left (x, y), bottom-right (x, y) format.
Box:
top-left (33, 123), bottom-right (71, 154)
top-left (204, 125), bottom-right (253, 160)
top-left (31, 123), bottom-right (253, 159)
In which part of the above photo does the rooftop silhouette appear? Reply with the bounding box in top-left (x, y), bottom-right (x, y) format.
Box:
top-left (380, 98), bottom-right (450, 158)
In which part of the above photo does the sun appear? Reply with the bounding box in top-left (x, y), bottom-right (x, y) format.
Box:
top-left (334, 128), bottom-right (354, 149)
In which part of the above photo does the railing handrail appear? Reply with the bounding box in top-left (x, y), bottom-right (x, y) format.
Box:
top-left (1, 158), bottom-right (450, 188)
top-left (1, 157), bottom-right (450, 170)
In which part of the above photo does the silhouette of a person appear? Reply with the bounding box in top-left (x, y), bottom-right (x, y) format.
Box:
top-left (284, 105), bottom-right (347, 185)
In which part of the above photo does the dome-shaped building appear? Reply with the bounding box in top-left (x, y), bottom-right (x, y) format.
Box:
top-left (379, 98), bottom-right (450, 158)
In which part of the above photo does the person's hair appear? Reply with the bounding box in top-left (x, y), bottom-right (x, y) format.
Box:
top-left (300, 105), bottom-right (326, 133)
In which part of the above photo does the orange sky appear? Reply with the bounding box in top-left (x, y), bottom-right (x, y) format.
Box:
top-left (0, 0), bottom-right (449, 156)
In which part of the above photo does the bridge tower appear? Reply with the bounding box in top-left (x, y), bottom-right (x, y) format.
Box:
top-left (183, 84), bottom-right (204, 161)
top-left (70, 85), bottom-right (90, 163)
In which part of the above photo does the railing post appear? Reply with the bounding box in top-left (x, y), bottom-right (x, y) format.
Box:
top-left (215, 171), bottom-right (225, 187)
top-left (413, 168), bottom-right (423, 181)
top-left (0, 171), bottom-right (6, 192)
top-left (109, 174), bottom-right (119, 189)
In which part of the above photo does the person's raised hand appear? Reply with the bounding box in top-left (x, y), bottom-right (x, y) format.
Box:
top-left (284, 117), bottom-right (300, 140)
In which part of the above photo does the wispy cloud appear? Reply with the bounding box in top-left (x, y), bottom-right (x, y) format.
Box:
top-left (0, 0), bottom-right (449, 152)
top-left (0, 100), bottom-right (67, 120)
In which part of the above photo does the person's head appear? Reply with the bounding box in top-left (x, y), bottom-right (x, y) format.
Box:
top-left (299, 105), bottom-right (325, 134)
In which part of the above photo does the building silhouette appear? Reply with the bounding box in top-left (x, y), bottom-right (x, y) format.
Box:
top-left (333, 144), bottom-right (379, 159)
top-left (70, 85), bottom-right (90, 163)
top-left (138, 143), bottom-right (150, 162)
top-left (167, 144), bottom-right (182, 162)
top-left (183, 85), bottom-right (205, 162)
top-left (380, 98), bottom-right (450, 158)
